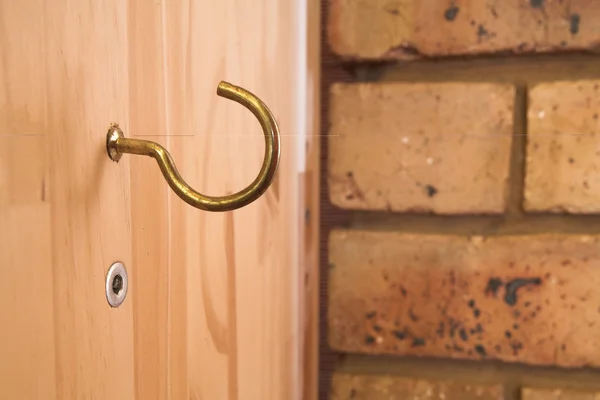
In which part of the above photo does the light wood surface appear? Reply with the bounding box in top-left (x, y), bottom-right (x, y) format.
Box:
top-left (0, 0), bottom-right (318, 399)
top-left (302, 0), bottom-right (322, 399)
top-left (1, 0), bottom-right (135, 398)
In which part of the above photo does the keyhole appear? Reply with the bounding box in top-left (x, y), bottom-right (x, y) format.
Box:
top-left (112, 274), bottom-right (123, 295)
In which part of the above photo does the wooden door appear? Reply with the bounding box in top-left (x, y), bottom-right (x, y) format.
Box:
top-left (0, 1), bottom-right (319, 399)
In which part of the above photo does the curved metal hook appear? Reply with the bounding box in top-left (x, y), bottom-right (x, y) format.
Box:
top-left (106, 81), bottom-right (280, 212)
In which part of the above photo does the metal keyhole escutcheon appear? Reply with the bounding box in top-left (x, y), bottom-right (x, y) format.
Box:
top-left (105, 261), bottom-right (128, 308)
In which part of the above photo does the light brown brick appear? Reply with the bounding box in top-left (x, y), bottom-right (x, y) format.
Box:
top-left (523, 387), bottom-right (600, 400)
top-left (525, 80), bottom-right (600, 213)
top-left (328, 83), bottom-right (514, 214)
top-left (328, 0), bottom-right (600, 60)
top-left (328, 230), bottom-right (600, 368)
top-left (331, 372), bottom-right (503, 400)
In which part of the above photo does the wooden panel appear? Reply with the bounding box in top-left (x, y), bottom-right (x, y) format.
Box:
top-left (126, 1), bottom-right (314, 399)
top-left (127, 0), bottom-right (171, 398)
top-left (0, 137), bottom-right (55, 399)
top-left (1, 0), bottom-right (135, 398)
top-left (144, 1), bottom-right (305, 399)
top-left (44, 0), bottom-right (135, 397)
top-left (303, 0), bottom-right (322, 399)
top-left (1, 0), bottom-right (315, 399)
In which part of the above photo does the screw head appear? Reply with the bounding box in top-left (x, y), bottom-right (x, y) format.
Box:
top-left (105, 261), bottom-right (128, 307)
top-left (106, 123), bottom-right (124, 162)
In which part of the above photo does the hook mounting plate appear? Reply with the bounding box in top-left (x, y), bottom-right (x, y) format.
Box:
top-left (106, 123), bottom-right (124, 162)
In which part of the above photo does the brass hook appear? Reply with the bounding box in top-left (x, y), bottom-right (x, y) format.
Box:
top-left (106, 81), bottom-right (280, 212)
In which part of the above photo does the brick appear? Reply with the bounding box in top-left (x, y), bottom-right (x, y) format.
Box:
top-left (328, 0), bottom-right (600, 60)
top-left (331, 372), bottom-right (503, 400)
top-left (523, 387), bottom-right (600, 400)
top-left (328, 230), bottom-right (600, 368)
top-left (328, 82), bottom-right (514, 214)
top-left (525, 80), bottom-right (600, 213)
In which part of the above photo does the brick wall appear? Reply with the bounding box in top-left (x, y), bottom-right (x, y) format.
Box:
top-left (320, 1), bottom-right (600, 399)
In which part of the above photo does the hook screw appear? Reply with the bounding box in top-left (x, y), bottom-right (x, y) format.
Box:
top-left (105, 81), bottom-right (280, 212)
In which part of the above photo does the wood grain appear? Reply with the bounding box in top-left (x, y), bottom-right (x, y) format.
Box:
top-left (1, 0), bottom-right (315, 399)
top-left (302, 0), bottom-right (322, 399)
top-left (154, 2), bottom-right (304, 398)
top-left (1, 0), bottom-right (136, 398)
top-left (0, 137), bottom-right (55, 399)
top-left (44, 0), bottom-right (136, 397)
top-left (127, 0), bottom-right (171, 398)
top-left (0, 2), bottom-right (55, 398)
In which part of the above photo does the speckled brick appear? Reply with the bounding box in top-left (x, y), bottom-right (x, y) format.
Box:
top-left (328, 230), bottom-right (600, 368)
top-left (328, 0), bottom-right (600, 60)
top-left (525, 80), bottom-right (600, 213)
top-left (330, 372), bottom-right (504, 400)
top-left (328, 82), bottom-right (514, 214)
top-left (523, 387), bottom-right (600, 400)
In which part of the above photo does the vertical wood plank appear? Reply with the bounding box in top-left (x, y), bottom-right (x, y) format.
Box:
top-left (127, 1), bottom-right (170, 398)
top-left (2, 2), bottom-right (50, 399)
top-left (183, 4), bottom-right (236, 396)
top-left (0, 137), bottom-right (55, 400)
top-left (43, 0), bottom-right (135, 397)
top-left (2, 0), bottom-right (137, 396)
top-left (302, 0), bottom-right (322, 398)
top-left (182, 1), bottom-right (302, 399)
top-left (0, 0), bottom-right (47, 136)
top-left (161, 2), bottom-right (190, 398)
top-left (147, 1), bottom-right (307, 399)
